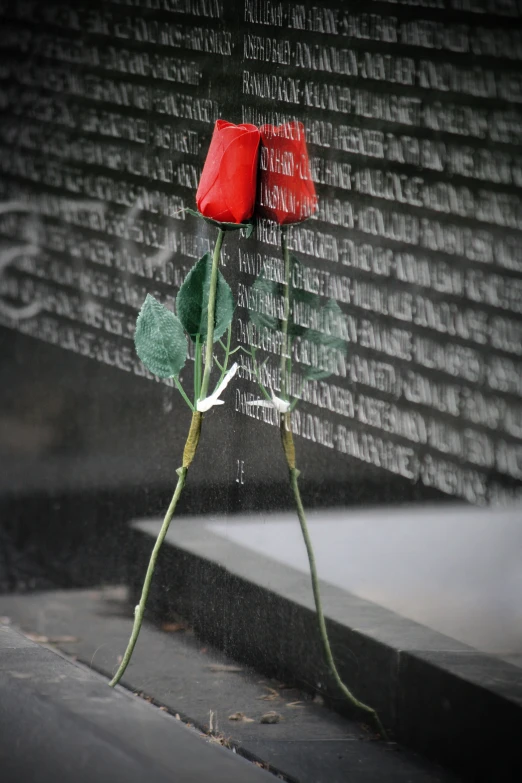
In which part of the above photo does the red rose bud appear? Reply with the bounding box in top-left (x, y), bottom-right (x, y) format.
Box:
top-left (255, 121), bottom-right (317, 225)
top-left (196, 120), bottom-right (260, 224)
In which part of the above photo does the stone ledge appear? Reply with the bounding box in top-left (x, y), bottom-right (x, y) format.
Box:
top-left (129, 515), bottom-right (522, 783)
top-left (1, 588), bottom-right (458, 783)
top-left (0, 623), bottom-right (272, 783)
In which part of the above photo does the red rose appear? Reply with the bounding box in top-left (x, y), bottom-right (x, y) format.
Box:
top-left (196, 120), bottom-right (260, 224)
top-left (255, 121), bottom-right (317, 225)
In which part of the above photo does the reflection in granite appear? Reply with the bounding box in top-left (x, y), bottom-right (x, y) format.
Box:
top-left (0, 0), bottom-right (521, 512)
top-left (0, 2), bottom-right (521, 776)
top-left (0, 526), bottom-right (57, 593)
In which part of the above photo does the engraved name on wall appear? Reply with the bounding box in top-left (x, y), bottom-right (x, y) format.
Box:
top-left (0, 0), bottom-right (521, 503)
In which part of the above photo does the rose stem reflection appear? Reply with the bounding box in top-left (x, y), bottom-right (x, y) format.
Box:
top-left (250, 224), bottom-right (387, 739)
top-left (200, 228), bottom-right (224, 400)
top-left (280, 225), bottom-right (292, 401)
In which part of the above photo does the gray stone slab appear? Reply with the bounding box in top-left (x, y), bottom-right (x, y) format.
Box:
top-left (0, 624), bottom-right (273, 783)
top-left (0, 622), bottom-right (34, 649)
top-left (397, 649), bottom-right (522, 783)
top-left (245, 740), bottom-right (453, 783)
top-left (133, 517), bottom-right (473, 655)
top-left (0, 588), bottom-right (460, 783)
top-left (207, 505), bottom-right (522, 659)
top-left (126, 516), bottom-right (522, 782)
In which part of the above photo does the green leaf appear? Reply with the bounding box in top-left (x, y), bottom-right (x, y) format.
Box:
top-left (248, 271), bottom-right (282, 333)
top-left (135, 294), bottom-right (187, 378)
top-left (247, 257), bottom-right (320, 338)
top-left (176, 252), bottom-right (234, 342)
top-left (300, 299), bottom-right (348, 381)
top-left (288, 255), bottom-right (321, 338)
top-left (247, 257), bottom-right (345, 382)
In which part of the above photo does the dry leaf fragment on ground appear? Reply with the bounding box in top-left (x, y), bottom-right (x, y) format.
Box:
top-left (258, 686), bottom-right (279, 701)
top-left (24, 633), bottom-right (78, 644)
top-left (24, 634), bottom-right (50, 643)
top-left (50, 635), bottom-right (78, 643)
top-left (207, 733), bottom-right (232, 748)
top-left (206, 664), bottom-right (243, 673)
top-left (134, 691), bottom-right (153, 703)
top-left (228, 712), bottom-right (255, 722)
top-left (260, 711), bottom-right (282, 724)
top-left (161, 622), bottom-right (187, 632)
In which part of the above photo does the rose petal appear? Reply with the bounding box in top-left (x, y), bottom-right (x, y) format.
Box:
top-left (199, 126), bottom-right (245, 222)
top-left (197, 121), bottom-right (260, 224)
top-left (256, 121), bottom-right (316, 225)
top-left (220, 128), bottom-right (260, 223)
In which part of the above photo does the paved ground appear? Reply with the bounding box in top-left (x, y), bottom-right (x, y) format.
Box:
top-left (0, 623), bottom-right (273, 783)
top-left (0, 586), bottom-right (461, 783)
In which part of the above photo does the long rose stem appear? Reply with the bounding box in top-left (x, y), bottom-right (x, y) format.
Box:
top-left (280, 226), bottom-right (291, 400)
top-left (278, 217), bottom-right (387, 738)
top-left (200, 228), bottom-right (225, 401)
top-left (281, 419), bottom-right (387, 738)
top-left (109, 465), bottom-right (187, 687)
top-left (109, 227), bottom-right (227, 688)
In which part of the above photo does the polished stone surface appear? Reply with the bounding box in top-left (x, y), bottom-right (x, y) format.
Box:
top-left (127, 512), bottom-right (522, 782)
top-left (209, 503), bottom-right (522, 662)
top-left (0, 623), bottom-right (273, 783)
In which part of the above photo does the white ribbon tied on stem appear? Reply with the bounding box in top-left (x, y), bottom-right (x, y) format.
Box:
top-left (245, 390), bottom-right (291, 414)
top-left (197, 362), bottom-right (238, 412)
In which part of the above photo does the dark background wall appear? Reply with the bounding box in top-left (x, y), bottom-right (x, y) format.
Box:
top-left (0, 0), bottom-right (521, 587)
